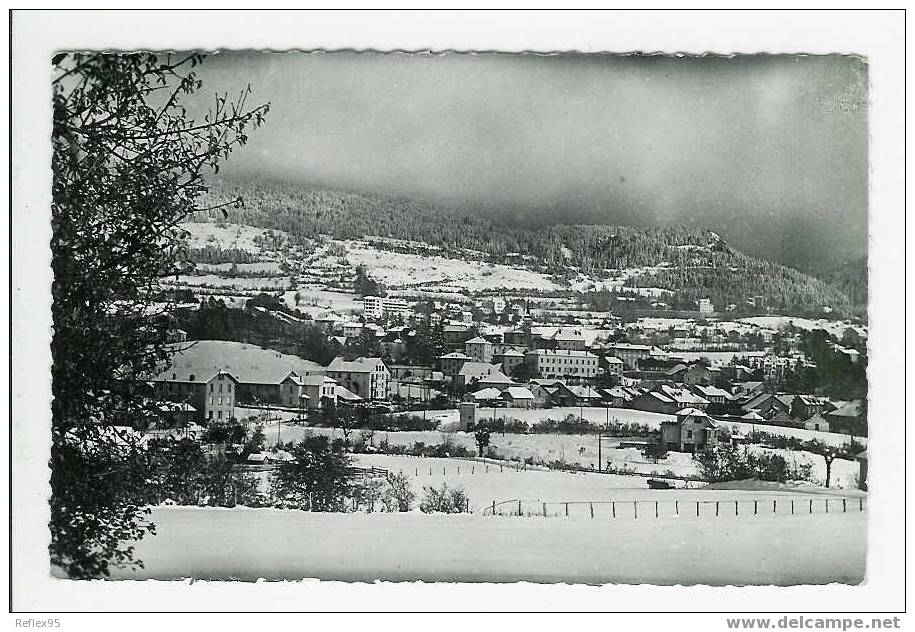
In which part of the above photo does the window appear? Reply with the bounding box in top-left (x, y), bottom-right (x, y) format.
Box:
top-left (686, 430), bottom-right (693, 439)
top-left (217, 411), bottom-right (223, 419)
top-left (218, 397), bottom-right (223, 405)
top-left (208, 411), bottom-right (213, 420)
top-left (209, 397), bottom-right (213, 405)
top-left (209, 384), bottom-right (213, 393)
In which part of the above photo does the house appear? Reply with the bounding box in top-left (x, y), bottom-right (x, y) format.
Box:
top-left (606, 343), bottom-right (653, 370)
top-left (551, 329), bottom-right (587, 351)
top-left (301, 375), bottom-right (338, 410)
top-left (660, 408), bottom-right (725, 452)
top-left (791, 395), bottom-right (829, 421)
top-left (501, 386), bottom-right (536, 408)
top-left (456, 361), bottom-right (503, 390)
top-left (443, 324), bottom-right (473, 346)
top-left (683, 363), bottom-right (720, 386)
top-left (464, 336), bottom-right (494, 363)
top-left (326, 356), bottom-right (390, 400)
top-left (744, 393), bottom-right (793, 420)
top-left (438, 351), bottom-right (471, 377)
top-left (525, 349), bottom-right (599, 380)
top-left (565, 385), bottom-right (603, 406)
top-left (732, 381), bottom-right (765, 399)
top-left (601, 355), bottom-right (624, 375)
top-left (152, 369), bottom-right (239, 424)
top-left (804, 413), bottom-right (831, 432)
top-left (470, 387), bottom-right (503, 403)
top-left (691, 384), bottom-right (731, 405)
top-left (528, 382), bottom-right (558, 407)
top-left (600, 386), bottom-right (638, 408)
top-left (697, 298), bottom-right (714, 315)
top-left (157, 402), bottom-right (197, 428)
top-left (476, 371), bottom-right (516, 391)
top-left (630, 385), bottom-right (710, 415)
top-left (494, 348), bottom-right (526, 377)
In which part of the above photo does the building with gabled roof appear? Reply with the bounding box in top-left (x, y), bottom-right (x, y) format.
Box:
top-left (660, 407), bottom-right (726, 452)
top-left (326, 356), bottom-right (389, 400)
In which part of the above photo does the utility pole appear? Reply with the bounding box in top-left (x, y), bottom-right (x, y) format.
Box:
top-left (598, 433), bottom-right (602, 472)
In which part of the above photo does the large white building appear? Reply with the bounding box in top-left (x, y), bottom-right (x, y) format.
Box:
top-left (698, 298), bottom-right (715, 315)
top-left (362, 295), bottom-right (411, 320)
top-left (525, 349), bottom-right (599, 380)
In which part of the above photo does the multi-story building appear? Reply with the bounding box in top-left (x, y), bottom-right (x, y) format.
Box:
top-left (698, 298), bottom-right (715, 315)
top-left (362, 295), bottom-right (412, 320)
top-left (464, 336), bottom-right (494, 363)
top-left (326, 356), bottom-right (390, 400)
top-left (606, 343), bottom-right (653, 370)
top-left (300, 375), bottom-right (338, 410)
top-left (152, 369), bottom-right (239, 424)
top-left (438, 351), bottom-right (471, 377)
top-left (525, 349), bottom-right (599, 380)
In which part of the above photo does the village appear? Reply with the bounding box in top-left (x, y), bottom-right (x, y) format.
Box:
top-left (150, 284), bottom-right (869, 490)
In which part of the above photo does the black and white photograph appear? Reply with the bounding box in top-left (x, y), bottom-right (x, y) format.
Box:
top-left (9, 8), bottom-right (908, 618)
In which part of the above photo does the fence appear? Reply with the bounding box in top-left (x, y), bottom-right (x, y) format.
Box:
top-left (482, 495), bottom-right (867, 519)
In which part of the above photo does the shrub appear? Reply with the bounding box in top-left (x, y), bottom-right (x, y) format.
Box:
top-left (419, 483), bottom-right (471, 514)
top-left (379, 473), bottom-right (415, 512)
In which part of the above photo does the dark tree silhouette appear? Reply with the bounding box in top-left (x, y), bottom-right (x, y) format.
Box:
top-left (50, 52), bottom-right (268, 578)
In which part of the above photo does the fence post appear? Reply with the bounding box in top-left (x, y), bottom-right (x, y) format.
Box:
top-left (472, 466), bottom-right (474, 474)
top-left (500, 465), bottom-right (503, 473)
top-left (543, 502), bottom-right (547, 517)
top-left (492, 500), bottom-right (496, 515)
top-left (843, 498), bottom-right (847, 513)
top-left (430, 467), bottom-right (432, 476)
top-left (859, 498), bottom-right (863, 511)
top-left (655, 501), bottom-right (659, 518)
top-left (590, 503), bottom-right (594, 519)
top-left (415, 468), bottom-right (418, 476)
top-left (791, 500), bottom-right (794, 514)
top-left (773, 500), bottom-right (777, 514)
top-left (634, 501), bottom-right (638, 519)
top-left (696, 501), bottom-right (699, 517)
top-left (457, 467), bottom-right (460, 475)
top-left (826, 499), bottom-right (829, 514)
top-left (518, 500), bottom-right (522, 516)
top-left (675, 500), bottom-right (679, 515)
top-left (716, 501), bottom-right (719, 517)
top-left (612, 501), bottom-right (616, 519)
top-left (754, 500), bottom-right (757, 515)
top-left (735, 500), bottom-right (739, 516)
top-left (565, 502), bottom-right (569, 517)
top-left (443, 467), bottom-right (446, 476)
top-left (809, 499), bottom-right (813, 514)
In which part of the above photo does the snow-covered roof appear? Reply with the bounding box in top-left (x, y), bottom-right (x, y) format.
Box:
top-left (502, 386), bottom-right (535, 400)
top-left (472, 387), bottom-right (503, 401)
top-left (676, 407), bottom-right (708, 417)
top-left (327, 356), bottom-right (385, 373)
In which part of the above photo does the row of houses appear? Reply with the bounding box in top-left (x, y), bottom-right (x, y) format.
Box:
top-left (150, 341), bottom-right (391, 424)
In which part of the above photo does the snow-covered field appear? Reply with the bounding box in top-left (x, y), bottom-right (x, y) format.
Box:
top-left (254, 415), bottom-right (861, 488)
top-left (181, 221), bottom-right (289, 252)
top-left (101, 505), bottom-right (866, 584)
top-left (738, 316), bottom-right (866, 339)
top-left (349, 454), bottom-right (858, 510)
top-left (345, 242), bottom-right (562, 292)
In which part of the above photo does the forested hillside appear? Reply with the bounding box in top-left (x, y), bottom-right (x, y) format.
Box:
top-left (197, 179), bottom-right (861, 317)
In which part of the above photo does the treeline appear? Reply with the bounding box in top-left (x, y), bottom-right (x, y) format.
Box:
top-left (196, 179), bottom-right (856, 315)
top-left (185, 245), bottom-right (259, 265)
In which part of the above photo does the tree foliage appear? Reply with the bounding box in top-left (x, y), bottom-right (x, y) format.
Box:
top-left (50, 52), bottom-right (268, 577)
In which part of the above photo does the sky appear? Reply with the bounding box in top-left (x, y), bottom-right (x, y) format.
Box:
top-left (191, 51), bottom-right (868, 271)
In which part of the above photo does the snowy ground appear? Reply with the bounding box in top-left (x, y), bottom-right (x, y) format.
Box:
top-left (102, 505), bottom-right (866, 584)
top-left (348, 454), bottom-right (859, 512)
top-left (252, 416), bottom-right (861, 488)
